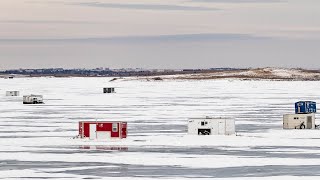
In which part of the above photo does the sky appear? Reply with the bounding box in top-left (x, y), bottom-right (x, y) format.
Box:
top-left (0, 0), bottom-right (319, 69)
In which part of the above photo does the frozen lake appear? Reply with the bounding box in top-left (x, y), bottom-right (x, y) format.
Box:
top-left (1, 77), bottom-right (320, 179)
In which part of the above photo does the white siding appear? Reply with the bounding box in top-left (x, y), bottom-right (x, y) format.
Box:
top-left (6, 91), bottom-right (19, 96)
top-left (226, 119), bottom-right (236, 135)
top-left (283, 113), bottom-right (315, 129)
top-left (23, 95), bottom-right (43, 104)
top-left (188, 118), bottom-right (235, 135)
top-left (96, 131), bottom-right (111, 140)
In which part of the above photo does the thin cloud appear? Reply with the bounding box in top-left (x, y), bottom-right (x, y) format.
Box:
top-left (73, 2), bottom-right (219, 11)
top-left (26, 0), bottom-right (219, 11)
top-left (191, 0), bottom-right (285, 3)
top-left (0, 33), bottom-right (270, 44)
top-left (0, 20), bottom-right (102, 24)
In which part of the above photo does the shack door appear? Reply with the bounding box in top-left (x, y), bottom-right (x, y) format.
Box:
top-left (121, 123), bottom-right (127, 138)
top-left (307, 116), bottom-right (312, 129)
top-left (218, 121), bottom-right (225, 135)
top-left (89, 124), bottom-right (97, 140)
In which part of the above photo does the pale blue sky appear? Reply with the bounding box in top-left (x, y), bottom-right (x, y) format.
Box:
top-left (0, 0), bottom-right (319, 69)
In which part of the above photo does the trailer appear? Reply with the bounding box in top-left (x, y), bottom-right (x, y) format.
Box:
top-left (23, 95), bottom-right (44, 104)
top-left (79, 121), bottom-right (127, 140)
top-left (6, 91), bottom-right (19, 96)
top-left (295, 101), bottom-right (316, 114)
top-left (103, 87), bottom-right (115, 94)
top-left (283, 113), bottom-right (316, 129)
top-left (188, 117), bottom-right (235, 135)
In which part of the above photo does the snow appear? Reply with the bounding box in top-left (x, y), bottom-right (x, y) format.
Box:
top-left (127, 68), bottom-right (320, 81)
top-left (1, 77), bottom-right (320, 179)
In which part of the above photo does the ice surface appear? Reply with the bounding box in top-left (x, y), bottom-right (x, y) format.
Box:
top-left (1, 77), bottom-right (320, 179)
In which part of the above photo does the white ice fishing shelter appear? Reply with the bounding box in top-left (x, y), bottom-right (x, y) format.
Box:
top-left (6, 91), bottom-right (19, 96)
top-left (23, 95), bottom-right (44, 104)
top-left (283, 113), bottom-right (315, 129)
top-left (188, 117), bottom-right (235, 135)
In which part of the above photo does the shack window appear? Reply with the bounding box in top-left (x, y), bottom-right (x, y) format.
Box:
top-left (112, 123), bottom-right (118, 132)
top-left (294, 117), bottom-right (299, 120)
top-left (201, 121), bottom-right (208, 126)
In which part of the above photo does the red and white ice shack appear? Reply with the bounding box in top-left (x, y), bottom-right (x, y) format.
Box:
top-left (79, 121), bottom-right (127, 140)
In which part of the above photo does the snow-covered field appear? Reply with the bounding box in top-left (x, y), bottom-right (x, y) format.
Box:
top-left (1, 77), bottom-right (320, 180)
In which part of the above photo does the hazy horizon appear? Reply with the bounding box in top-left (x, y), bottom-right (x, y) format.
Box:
top-left (3, 66), bottom-right (320, 72)
top-left (0, 0), bottom-right (319, 69)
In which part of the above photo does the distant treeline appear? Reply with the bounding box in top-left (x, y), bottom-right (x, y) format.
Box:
top-left (0, 68), bottom-right (245, 77)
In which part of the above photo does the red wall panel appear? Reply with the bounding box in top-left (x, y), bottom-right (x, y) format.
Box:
top-left (79, 122), bottom-right (126, 139)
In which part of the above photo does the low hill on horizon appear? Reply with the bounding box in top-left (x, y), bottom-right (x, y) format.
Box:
top-left (131, 67), bottom-right (320, 81)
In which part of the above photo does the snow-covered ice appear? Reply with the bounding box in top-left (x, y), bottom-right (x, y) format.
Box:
top-left (1, 77), bottom-right (320, 179)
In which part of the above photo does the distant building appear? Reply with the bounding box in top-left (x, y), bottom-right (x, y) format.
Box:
top-left (283, 114), bottom-right (315, 129)
top-left (188, 117), bottom-right (235, 135)
top-left (78, 121), bottom-right (127, 140)
top-left (23, 95), bottom-right (44, 104)
top-left (103, 87), bottom-right (115, 94)
top-left (6, 91), bottom-right (19, 96)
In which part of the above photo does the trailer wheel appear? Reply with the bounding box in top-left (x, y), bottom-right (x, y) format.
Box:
top-left (300, 124), bottom-right (306, 129)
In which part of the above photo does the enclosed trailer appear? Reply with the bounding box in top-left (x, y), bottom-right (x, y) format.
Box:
top-left (6, 91), bottom-right (20, 96)
top-left (103, 87), bottom-right (115, 94)
top-left (79, 121), bottom-right (127, 140)
top-left (283, 113), bottom-right (315, 129)
top-left (295, 101), bottom-right (316, 114)
top-left (188, 117), bottom-right (235, 135)
top-left (23, 95), bottom-right (44, 104)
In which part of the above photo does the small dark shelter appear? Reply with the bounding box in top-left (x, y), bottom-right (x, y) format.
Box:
top-left (103, 87), bottom-right (115, 93)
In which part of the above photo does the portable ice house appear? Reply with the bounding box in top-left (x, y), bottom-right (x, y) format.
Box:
top-left (79, 121), bottom-right (127, 140)
top-left (6, 91), bottom-right (19, 96)
top-left (295, 101), bottom-right (316, 114)
top-left (283, 113), bottom-right (315, 129)
top-left (103, 87), bottom-right (115, 93)
top-left (188, 117), bottom-right (235, 135)
top-left (23, 95), bottom-right (44, 104)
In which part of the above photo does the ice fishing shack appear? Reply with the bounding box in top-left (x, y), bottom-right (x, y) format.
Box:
top-left (283, 101), bottom-right (317, 129)
top-left (6, 91), bottom-right (19, 96)
top-left (79, 121), bottom-right (127, 140)
top-left (23, 95), bottom-right (44, 104)
top-left (103, 87), bottom-right (115, 94)
top-left (283, 113), bottom-right (315, 129)
top-left (188, 117), bottom-right (235, 135)
top-left (295, 101), bottom-right (316, 114)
